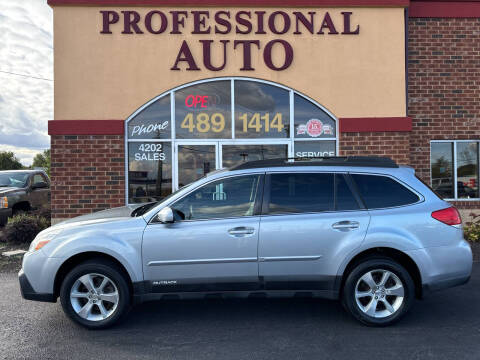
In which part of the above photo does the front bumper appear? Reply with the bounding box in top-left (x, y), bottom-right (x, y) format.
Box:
top-left (18, 269), bottom-right (56, 302)
top-left (0, 208), bottom-right (11, 226)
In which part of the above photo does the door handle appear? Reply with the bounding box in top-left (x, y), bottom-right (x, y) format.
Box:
top-left (228, 227), bottom-right (255, 237)
top-left (332, 221), bottom-right (360, 231)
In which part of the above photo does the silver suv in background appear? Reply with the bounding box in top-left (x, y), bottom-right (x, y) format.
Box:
top-left (19, 157), bottom-right (472, 328)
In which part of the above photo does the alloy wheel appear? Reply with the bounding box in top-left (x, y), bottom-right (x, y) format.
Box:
top-left (70, 273), bottom-right (119, 321)
top-left (354, 269), bottom-right (405, 318)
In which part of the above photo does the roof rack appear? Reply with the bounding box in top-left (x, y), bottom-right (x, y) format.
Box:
top-left (230, 156), bottom-right (399, 171)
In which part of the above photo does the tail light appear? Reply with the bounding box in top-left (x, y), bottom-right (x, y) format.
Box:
top-left (431, 207), bottom-right (462, 226)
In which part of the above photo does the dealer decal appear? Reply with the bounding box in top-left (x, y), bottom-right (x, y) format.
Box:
top-left (297, 119), bottom-right (333, 137)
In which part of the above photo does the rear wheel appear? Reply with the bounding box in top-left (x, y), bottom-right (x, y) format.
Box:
top-left (60, 259), bottom-right (131, 329)
top-left (342, 257), bottom-right (415, 326)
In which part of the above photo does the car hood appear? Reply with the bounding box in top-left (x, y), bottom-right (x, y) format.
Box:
top-left (0, 187), bottom-right (22, 195)
top-left (53, 204), bottom-right (145, 228)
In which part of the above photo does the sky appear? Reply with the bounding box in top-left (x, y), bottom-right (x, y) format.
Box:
top-left (0, 0), bottom-right (52, 166)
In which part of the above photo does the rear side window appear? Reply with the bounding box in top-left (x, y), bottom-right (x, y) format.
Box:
top-left (351, 174), bottom-right (420, 209)
top-left (268, 173), bottom-right (334, 214)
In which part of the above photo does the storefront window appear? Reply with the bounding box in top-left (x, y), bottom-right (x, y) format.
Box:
top-left (234, 81), bottom-right (290, 139)
top-left (128, 142), bottom-right (172, 203)
top-left (294, 141), bottom-right (336, 158)
top-left (456, 142), bottom-right (479, 199)
top-left (175, 81), bottom-right (231, 139)
top-left (294, 94), bottom-right (336, 139)
top-left (126, 78), bottom-right (338, 204)
top-left (431, 141), bottom-right (480, 200)
top-left (127, 96), bottom-right (171, 140)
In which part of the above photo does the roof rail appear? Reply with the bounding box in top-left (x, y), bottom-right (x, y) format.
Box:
top-left (230, 156), bottom-right (399, 170)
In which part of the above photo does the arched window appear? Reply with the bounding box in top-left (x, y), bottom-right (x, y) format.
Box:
top-left (125, 77), bottom-right (338, 204)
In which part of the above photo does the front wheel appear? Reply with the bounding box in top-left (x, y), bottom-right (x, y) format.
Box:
top-left (60, 259), bottom-right (131, 329)
top-left (342, 257), bottom-right (415, 326)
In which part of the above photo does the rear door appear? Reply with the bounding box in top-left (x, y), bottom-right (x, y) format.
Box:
top-left (258, 172), bottom-right (370, 290)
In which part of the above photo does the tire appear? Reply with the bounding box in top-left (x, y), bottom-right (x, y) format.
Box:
top-left (60, 258), bottom-right (131, 329)
top-left (342, 257), bottom-right (415, 326)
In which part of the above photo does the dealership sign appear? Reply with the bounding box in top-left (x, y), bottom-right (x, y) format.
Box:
top-left (100, 10), bottom-right (360, 71)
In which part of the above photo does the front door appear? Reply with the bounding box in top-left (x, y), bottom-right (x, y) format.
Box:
top-left (29, 173), bottom-right (50, 209)
top-left (258, 172), bottom-right (370, 290)
top-left (142, 173), bottom-right (264, 292)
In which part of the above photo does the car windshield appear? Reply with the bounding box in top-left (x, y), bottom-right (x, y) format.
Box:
top-left (130, 185), bottom-right (189, 217)
top-left (0, 172), bottom-right (29, 188)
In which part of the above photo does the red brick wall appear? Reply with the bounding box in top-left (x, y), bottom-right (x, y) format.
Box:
top-left (408, 17), bottom-right (480, 209)
top-left (50, 135), bottom-right (125, 220)
top-left (408, 17), bottom-right (480, 179)
top-left (339, 131), bottom-right (411, 165)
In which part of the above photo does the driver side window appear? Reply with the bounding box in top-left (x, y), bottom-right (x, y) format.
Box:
top-left (33, 174), bottom-right (45, 185)
top-left (171, 175), bottom-right (262, 221)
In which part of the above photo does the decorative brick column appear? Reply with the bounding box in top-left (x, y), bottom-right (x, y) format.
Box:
top-left (339, 131), bottom-right (411, 165)
top-left (408, 17), bottom-right (480, 211)
top-left (338, 117), bottom-right (412, 165)
top-left (49, 121), bottom-right (125, 223)
top-left (50, 135), bottom-right (125, 222)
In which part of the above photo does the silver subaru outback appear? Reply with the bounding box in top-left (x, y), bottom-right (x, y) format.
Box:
top-left (19, 157), bottom-right (472, 328)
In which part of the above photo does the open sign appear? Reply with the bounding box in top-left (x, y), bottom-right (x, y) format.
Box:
top-left (185, 95), bottom-right (209, 108)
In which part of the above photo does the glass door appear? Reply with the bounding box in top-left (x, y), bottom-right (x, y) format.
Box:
top-left (221, 143), bottom-right (290, 168)
top-left (174, 142), bottom-right (290, 190)
top-left (176, 143), bottom-right (218, 189)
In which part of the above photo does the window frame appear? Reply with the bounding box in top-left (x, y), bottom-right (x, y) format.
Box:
top-left (261, 171), bottom-right (365, 216)
top-left (39, 173), bottom-right (50, 186)
top-left (152, 173), bottom-right (265, 223)
top-left (349, 172), bottom-right (424, 210)
top-left (125, 77), bottom-right (339, 205)
top-left (430, 140), bottom-right (480, 201)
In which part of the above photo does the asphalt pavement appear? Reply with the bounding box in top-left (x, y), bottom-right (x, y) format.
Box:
top-left (1, 264), bottom-right (479, 360)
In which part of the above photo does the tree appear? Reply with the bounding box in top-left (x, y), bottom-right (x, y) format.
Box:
top-left (32, 149), bottom-right (51, 175)
top-left (0, 151), bottom-right (24, 170)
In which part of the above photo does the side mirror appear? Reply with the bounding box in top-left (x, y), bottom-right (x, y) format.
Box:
top-left (32, 182), bottom-right (48, 189)
top-left (156, 207), bottom-right (174, 224)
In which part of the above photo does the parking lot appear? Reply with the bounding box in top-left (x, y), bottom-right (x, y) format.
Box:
top-left (0, 263), bottom-right (478, 360)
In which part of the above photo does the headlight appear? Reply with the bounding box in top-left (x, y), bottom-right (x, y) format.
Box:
top-left (0, 196), bottom-right (7, 208)
top-left (29, 229), bottom-right (63, 252)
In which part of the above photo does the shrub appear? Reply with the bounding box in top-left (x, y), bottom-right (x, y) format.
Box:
top-left (1, 214), bottom-right (50, 245)
top-left (32, 206), bottom-right (51, 227)
top-left (464, 213), bottom-right (480, 243)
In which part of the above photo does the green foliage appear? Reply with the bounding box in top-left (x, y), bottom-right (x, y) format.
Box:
top-left (0, 151), bottom-right (24, 170)
top-left (464, 213), bottom-right (480, 243)
top-left (32, 206), bottom-right (51, 226)
top-left (1, 213), bottom-right (50, 245)
top-left (31, 149), bottom-right (51, 176)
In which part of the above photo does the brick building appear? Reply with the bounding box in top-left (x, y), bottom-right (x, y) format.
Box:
top-left (47, 0), bottom-right (480, 223)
